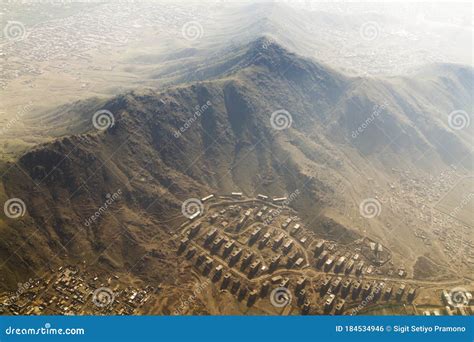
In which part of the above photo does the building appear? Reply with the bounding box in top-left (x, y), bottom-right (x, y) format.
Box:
top-left (222, 273), bottom-right (232, 288)
top-left (355, 261), bottom-right (364, 275)
top-left (259, 232), bottom-right (271, 248)
top-left (188, 211), bottom-right (201, 221)
top-left (248, 290), bottom-right (258, 305)
top-left (238, 287), bottom-right (248, 300)
top-left (260, 281), bottom-right (270, 297)
top-left (231, 279), bottom-right (241, 293)
top-left (291, 224), bottom-right (301, 236)
top-left (201, 194), bottom-right (214, 202)
top-left (196, 253), bottom-right (206, 266)
top-left (362, 282), bottom-right (372, 297)
top-left (297, 289), bottom-right (306, 305)
top-left (204, 258), bottom-right (213, 273)
top-left (249, 260), bottom-right (262, 276)
top-left (271, 275), bottom-right (283, 284)
top-left (324, 294), bottom-right (336, 311)
top-left (324, 258), bottom-right (334, 271)
top-left (189, 224), bottom-right (201, 238)
top-left (249, 227), bottom-right (262, 243)
top-left (229, 248), bottom-right (242, 265)
top-left (341, 279), bottom-right (352, 297)
top-left (270, 255), bottom-right (281, 270)
top-left (242, 252), bottom-right (254, 268)
top-left (299, 236), bottom-right (308, 246)
top-left (236, 217), bottom-right (246, 231)
top-left (209, 213), bottom-right (219, 223)
top-left (321, 277), bottom-right (331, 293)
top-left (331, 277), bottom-right (342, 294)
top-left (317, 251), bottom-right (329, 267)
top-left (335, 256), bottom-right (346, 273)
top-left (314, 241), bottom-right (325, 256)
top-left (186, 247), bottom-right (196, 259)
top-left (283, 240), bottom-right (294, 254)
top-left (296, 277), bottom-right (307, 291)
top-left (384, 286), bottom-right (392, 300)
top-left (407, 288), bottom-right (416, 302)
top-left (441, 290), bottom-right (453, 306)
top-left (345, 260), bottom-right (354, 274)
top-left (205, 229), bottom-right (218, 245)
top-left (273, 233), bottom-right (285, 250)
top-left (212, 237), bottom-right (224, 252)
top-left (294, 257), bottom-right (304, 268)
top-left (179, 237), bottom-right (189, 252)
top-left (223, 241), bottom-right (235, 256)
top-left (335, 299), bottom-right (345, 315)
top-left (302, 300), bottom-right (311, 315)
top-left (396, 284), bottom-right (406, 301)
top-left (214, 265), bottom-right (224, 280)
top-left (352, 281), bottom-right (362, 299)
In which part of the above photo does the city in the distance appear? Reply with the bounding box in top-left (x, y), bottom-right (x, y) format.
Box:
top-left (0, 0), bottom-right (472, 318)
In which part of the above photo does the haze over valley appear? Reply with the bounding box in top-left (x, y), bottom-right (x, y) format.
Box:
top-left (0, 1), bottom-right (472, 316)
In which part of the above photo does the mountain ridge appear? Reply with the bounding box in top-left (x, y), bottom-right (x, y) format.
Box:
top-left (0, 38), bottom-right (472, 291)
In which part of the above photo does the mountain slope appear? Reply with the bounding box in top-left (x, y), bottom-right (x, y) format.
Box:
top-left (0, 39), bottom-right (472, 291)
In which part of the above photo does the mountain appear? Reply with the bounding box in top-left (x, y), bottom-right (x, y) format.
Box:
top-left (0, 37), bottom-right (472, 294)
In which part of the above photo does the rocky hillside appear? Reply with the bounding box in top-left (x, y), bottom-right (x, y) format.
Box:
top-left (0, 39), bottom-right (472, 290)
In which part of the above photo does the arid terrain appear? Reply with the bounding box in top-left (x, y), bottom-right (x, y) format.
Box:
top-left (0, 1), bottom-right (472, 316)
